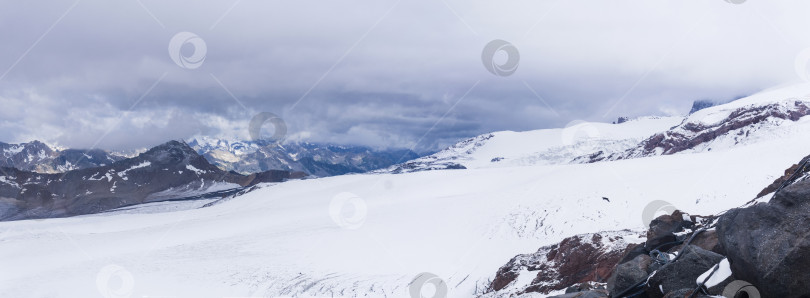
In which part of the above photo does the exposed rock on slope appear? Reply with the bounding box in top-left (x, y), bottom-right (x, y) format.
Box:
top-left (717, 164), bottom-right (810, 297)
top-left (482, 230), bottom-right (644, 297)
top-left (587, 100), bottom-right (810, 162)
top-left (0, 141), bottom-right (303, 221)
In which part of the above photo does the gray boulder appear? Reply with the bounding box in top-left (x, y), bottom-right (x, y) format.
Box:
top-left (607, 253), bottom-right (652, 297)
top-left (717, 178), bottom-right (810, 297)
top-left (645, 245), bottom-right (723, 298)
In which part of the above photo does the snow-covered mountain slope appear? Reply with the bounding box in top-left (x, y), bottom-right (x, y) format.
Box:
top-left (589, 84), bottom-right (810, 162)
top-left (384, 83), bottom-right (810, 173)
top-left (380, 116), bottom-right (681, 173)
top-left (2, 121), bottom-right (809, 297)
top-left (0, 141), bottom-right (125, 173)
top-left (189, 137), bottom-right (420, 177)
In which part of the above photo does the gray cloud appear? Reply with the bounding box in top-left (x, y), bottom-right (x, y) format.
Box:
top-left (0, 0), bottom-right (807, 152)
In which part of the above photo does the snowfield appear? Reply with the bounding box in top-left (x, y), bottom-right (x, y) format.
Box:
top-left (2, 136), bottom-right (809, 297)
top-left (5, 84), bottom-right (810, 297)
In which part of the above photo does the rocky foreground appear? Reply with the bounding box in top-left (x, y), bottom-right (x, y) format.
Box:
top-left (483, 154), bottom-right (810, 297)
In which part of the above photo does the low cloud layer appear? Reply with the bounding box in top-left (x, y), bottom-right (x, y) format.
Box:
top-left (1, 0), bottom-right (808, 151)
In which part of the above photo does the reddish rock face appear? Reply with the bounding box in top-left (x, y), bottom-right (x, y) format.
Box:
top-left (755, 154), bottom-right (810, 199)
top-left (488, 231), bottom-right (639, 295)
top-left (528, 234), bottom-right (624, 293)
top-left (585, 101), bottom-right (810, 163)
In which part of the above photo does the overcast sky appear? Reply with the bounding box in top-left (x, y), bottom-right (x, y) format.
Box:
top-left (1, 0), bottom-right (809, 151)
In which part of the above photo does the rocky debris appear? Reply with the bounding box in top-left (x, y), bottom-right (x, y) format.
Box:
top-left (646, 210), bottom-right (695, 249)
top-left (685, 229), bottom-right (724, 256)
top-left (486, 154), bottom-right (810, 298)
top-left (605, 214), bottom-right (725, 298)
top-left (645, 245), bottom-right (724, 297)
top-left (563, 281), bottom-right (607, 294)
top-left (550, 283), bottom-right (609, 298)
top-left (484, 230), bottom-right (642, 296)
top-left (717, 176), bottom-right (810, 297)
top-left (0, 141), bottom-right (303, 221)
top-left (606, 253), bottom-right (653, 296)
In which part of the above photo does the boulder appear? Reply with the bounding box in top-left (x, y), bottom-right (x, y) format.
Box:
top-left (717, 178), bottom-right (810, 297)
top-left (661, 288), bottom-right (711, 298)
top-left (645, 245), bottom-right (723, 298)
top-left (686, 229), bottom-right (724, 256)
top-left (646, 210), bottom-right (693, 251)
top-left (607, 253), bottom-right (652, 297)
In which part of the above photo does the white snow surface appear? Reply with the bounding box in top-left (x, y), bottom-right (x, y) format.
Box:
top-left (3, 84), bottom-right (810, 297)
top-left (117, 161), bottom-right (151, 178)
top-left (1, 136), bottom-right (808, 297)
top-left (386, 116), bottom-right (681, 171)
top-left (185, 164), bottom-right (207, 175)
top-left (697, 258), bottom-right (732, 288)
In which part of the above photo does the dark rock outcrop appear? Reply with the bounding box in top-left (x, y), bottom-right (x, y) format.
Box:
top-left (645, 245), bottom-right (723, 298)
top-left (607, 253), bottom-right (653, 296)
top-left (645, 210), bottom-right (694, 250)
top-left (717, 178), bottom-right (810, 297)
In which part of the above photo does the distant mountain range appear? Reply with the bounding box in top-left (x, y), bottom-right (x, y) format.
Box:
top-left (187, 137), bottom-right (420, 177)
top-left (0, 141), bottom-right (303, 220)
top-left (0, 140), bottom-right (127, 173)
top-left (0, 138), bottom-right (422, 177)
